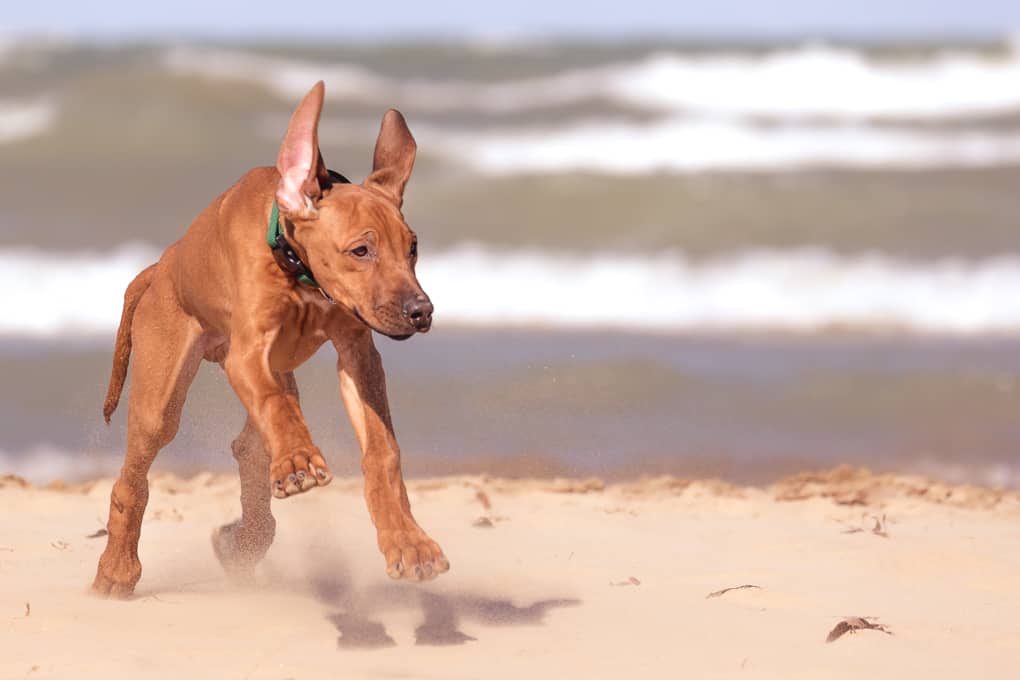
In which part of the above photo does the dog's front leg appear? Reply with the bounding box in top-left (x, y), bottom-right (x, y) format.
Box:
top-left (333, 329), bottom-right (449, 581)
top-left (223, 328), bottom-right (332, 498)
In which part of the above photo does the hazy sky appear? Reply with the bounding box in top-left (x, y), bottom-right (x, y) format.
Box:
top-left (3, 0), bottom-right (1019, 39)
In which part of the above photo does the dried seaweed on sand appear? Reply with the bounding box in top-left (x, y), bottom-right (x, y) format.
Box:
top-left (706, 584), bottom-right (760, 599)
top-left (826, 617), bottom-right (892, 643)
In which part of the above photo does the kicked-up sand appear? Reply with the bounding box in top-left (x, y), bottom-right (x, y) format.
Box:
top-left (1, 466), bottom-right (1018, 679)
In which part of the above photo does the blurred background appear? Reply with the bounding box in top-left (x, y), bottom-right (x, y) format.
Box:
top-left (3, 1), bottom-right (1020, 486)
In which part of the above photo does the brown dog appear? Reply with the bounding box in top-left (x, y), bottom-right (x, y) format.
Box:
top-left (92, 81), bottom-right (448, 597)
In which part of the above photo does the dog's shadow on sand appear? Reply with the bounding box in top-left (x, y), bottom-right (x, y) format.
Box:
top-left (296, 559), bottom-right (580, 649)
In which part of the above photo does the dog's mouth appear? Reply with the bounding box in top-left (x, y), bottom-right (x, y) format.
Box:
top-left (351, 306), bottom-right (416, 341)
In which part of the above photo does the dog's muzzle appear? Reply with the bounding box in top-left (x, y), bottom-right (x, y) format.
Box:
top-left (352, 300), bottom-right (432, 341)
top-left (403, 296), bottom-right (433, 333)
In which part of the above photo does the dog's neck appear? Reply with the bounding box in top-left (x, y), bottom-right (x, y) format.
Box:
top-left (266, 170), bottom-right (351, 304)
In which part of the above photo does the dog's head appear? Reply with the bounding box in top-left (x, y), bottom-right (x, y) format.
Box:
top-left (274, 81), bottom-right (431, 340)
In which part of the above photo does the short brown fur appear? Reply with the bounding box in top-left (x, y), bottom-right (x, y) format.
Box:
top-left (92, 81), bottom-right (448, 597)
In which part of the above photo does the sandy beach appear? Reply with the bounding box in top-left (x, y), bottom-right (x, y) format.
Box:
top-left (1, 466), bottom-right (1017, 679)
top-left (4, 22), bottom-right (1020, 680)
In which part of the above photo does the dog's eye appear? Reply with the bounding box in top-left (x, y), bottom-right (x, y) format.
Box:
top-left (410, 240), bottom-right (418, 258)
top-left (351, 246), bottom-right (369, 258)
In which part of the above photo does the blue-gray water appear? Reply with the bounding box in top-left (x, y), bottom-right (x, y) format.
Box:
top-left (3, 330), bottom-right (1020, 487)
top-left (2, 37), bottom-right (1020, 485)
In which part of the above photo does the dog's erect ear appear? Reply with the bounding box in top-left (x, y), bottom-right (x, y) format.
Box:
top-left (276, 81), bottom-right (330, 219)
top-left (365, 109), bottom-right (416, 207)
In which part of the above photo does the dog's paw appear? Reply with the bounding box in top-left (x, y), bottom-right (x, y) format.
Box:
top-left (210, 518), bottom-right (275, 583)
top-left (378, 527), bottom-right (450, 582)
top-left (91, 552), bottom-right (142, 599)
top-left (270, 451), bottom-right (332, 498)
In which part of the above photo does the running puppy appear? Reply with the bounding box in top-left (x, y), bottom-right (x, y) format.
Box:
top-left (93, 81), bottom-right (447, 597)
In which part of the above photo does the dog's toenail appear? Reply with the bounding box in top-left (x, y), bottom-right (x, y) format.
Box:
top-left (274, 480), bottom-right (283, 489)
top-left (317, 468), bottom-right (327, 479)
top-left (296, 470), bottom-right (305, 480)
top-left (287, 473), bottom-right (297, 483)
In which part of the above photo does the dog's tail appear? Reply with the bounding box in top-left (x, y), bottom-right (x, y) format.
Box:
top-left (103, 264), bottom-right (157, 424)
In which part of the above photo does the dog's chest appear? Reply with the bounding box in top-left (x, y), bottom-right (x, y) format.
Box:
top-left (268, 298), bottom-right (333, 370)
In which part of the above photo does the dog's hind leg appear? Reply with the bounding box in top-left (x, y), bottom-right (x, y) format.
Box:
top-left (211, 372), bottom-right (298, 581)
top-left (92, 282), bottom-right (204, 598)
top-left (211, 417), bottom-right (274, 582)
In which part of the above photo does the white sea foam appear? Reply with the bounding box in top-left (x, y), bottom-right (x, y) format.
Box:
top-left (179, 42), bottom-right (1020, 173)
top-left (0, 445), bottom-right (122, 484)
top-left (0, 98), bottom-right (56, 144)
top-left (419, 245), bottom-right (1020, 333)
top-left (0, 244), bottom-right (159, 337)
top-left (5, 244), bottom-right (1020, 337)
top-left (606, 45), bottom-right (1020, 119)
top-left (163, 43), bottom-right (1020, 119)
top-left (421, 118), bottom-right (1020, 173)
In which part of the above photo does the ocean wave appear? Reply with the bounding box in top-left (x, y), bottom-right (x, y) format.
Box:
top-left (0, 446), bottom-right (122, 484)
top-left (163, 47), bottom-right (392, 105)
top-left (0, 98), bottom-right (56, 144)
top-left (162, 46), bottom-right (610, 113)
top-left (0, 244), bottom-right (158, 337)
top-left (163, 43), bottom-right (1020, 119)
top-left (5, 244), bottom-right (1020, 337)
top-left (606, 45), bottom-right (1020, 119)
top-left (421, 245), bottom-right (1020, 333)
top-left (422, 118), bottom-right (1020, 173)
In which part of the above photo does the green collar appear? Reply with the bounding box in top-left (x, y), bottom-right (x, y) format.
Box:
top-left (266, 170), bottom-right (351, 302)
top-left (266, 170), bottom-right (351, 297)
top-left (267, 200), bottom-right (320, 289)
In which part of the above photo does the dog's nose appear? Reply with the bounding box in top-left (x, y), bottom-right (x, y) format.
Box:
top-left (403, 296), bottom-right (433, 331)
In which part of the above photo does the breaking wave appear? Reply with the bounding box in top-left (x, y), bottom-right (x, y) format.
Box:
top-left (422, 118), bottom-right (1020, 173)
top-left (5, 244), bottom-right (1020, 337)
top-left (0, 98), bottom-right (56, 144)
top-left (163, 42), bottom-right (1020, 119)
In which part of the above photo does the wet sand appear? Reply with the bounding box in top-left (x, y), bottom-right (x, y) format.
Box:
top-left (2, 467), bottom-right (1018, 679)
top-left (5, 331), bottom-right (1020, 488)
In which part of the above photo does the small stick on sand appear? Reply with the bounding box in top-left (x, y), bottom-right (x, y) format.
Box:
top-left (841, 514), bottom-right (889, 538)
top-left (141, 594), bottom-right (175, 604)
top-left (871, 515), bottom-right (889, 538)
top-left (706, 584), bottom-right (760, 599)
top-left (25, 602), bottom-right (30, 617)
top-left (826, 616), bottom-right (892, 643)
top-left (85, 528), bottom-right (108, 539)
top-left (610, 577), bottom-right (641, 587)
